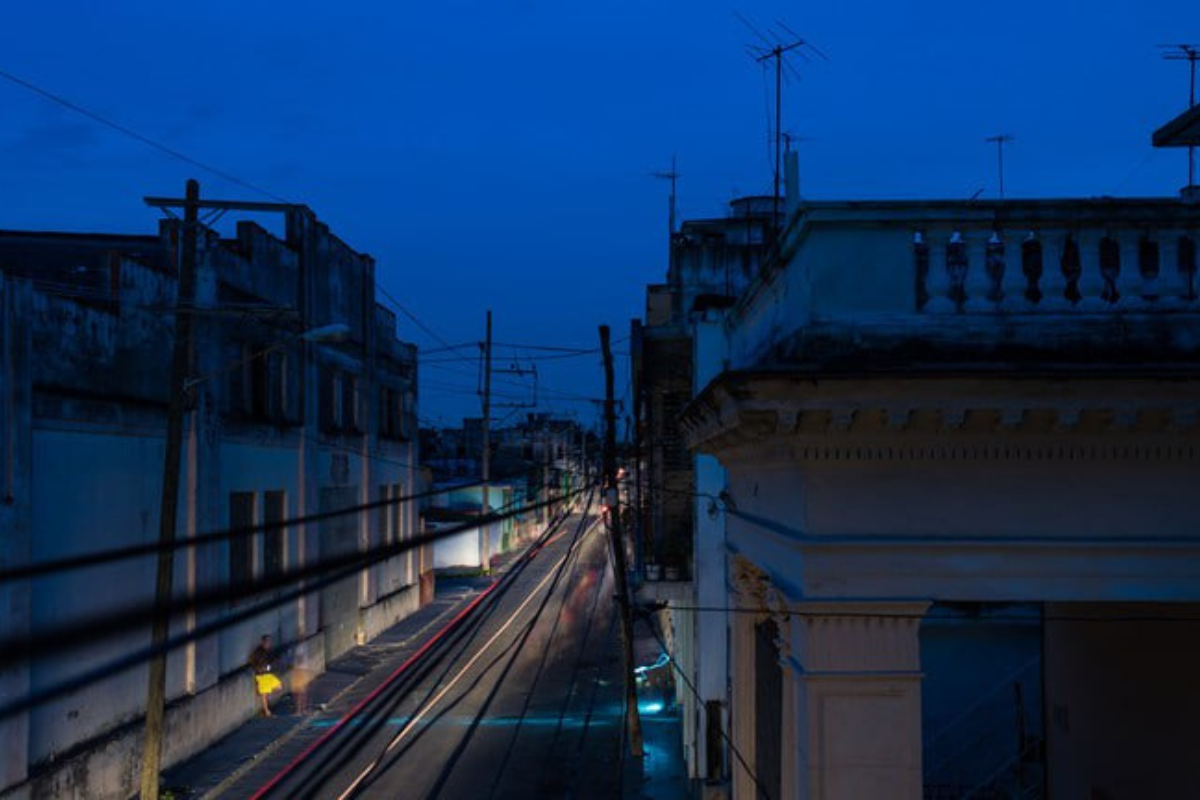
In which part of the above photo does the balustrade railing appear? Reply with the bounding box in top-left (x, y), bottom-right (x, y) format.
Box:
top-left (915, 226), bottom-right (1199, 312)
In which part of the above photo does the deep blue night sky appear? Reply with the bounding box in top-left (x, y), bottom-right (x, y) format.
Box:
top-left (1, 1), bottom-right (1196, 425)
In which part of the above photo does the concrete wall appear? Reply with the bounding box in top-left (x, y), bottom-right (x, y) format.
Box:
top-left (29, 428), bottom-right (169, 767)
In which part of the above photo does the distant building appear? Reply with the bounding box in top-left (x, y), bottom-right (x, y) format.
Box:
top-left (0, 205), bottom-right (422, 798)
top-left (421, 413), bottom-right (589, 569)
top-left (639, 191), bottom-right (1200, 798)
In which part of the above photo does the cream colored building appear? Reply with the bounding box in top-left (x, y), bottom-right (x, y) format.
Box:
top-left (669, 198), bottom-right (1200, 799)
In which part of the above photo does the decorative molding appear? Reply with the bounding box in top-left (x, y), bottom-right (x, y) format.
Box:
top-left (747, 440), bottom-right (1198, 464)
top-left (682, 377), bottom-right (1200, 463)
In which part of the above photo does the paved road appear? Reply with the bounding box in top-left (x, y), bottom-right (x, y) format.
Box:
top-left (239, 511), bottom-right (626, 799)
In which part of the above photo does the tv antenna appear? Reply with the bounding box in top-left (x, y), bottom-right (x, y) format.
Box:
top-left (737, 12), bottom-right (827, 239)
top-left (984, 134), bottom-right (1015, 199)
top-left (1159, 44), bottom-right (1200, 186)
top-left (650, 155), bottom-right (680, 236)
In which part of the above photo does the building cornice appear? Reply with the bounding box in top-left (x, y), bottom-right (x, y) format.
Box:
top-left (682, 370), bottom-right (1200, 462)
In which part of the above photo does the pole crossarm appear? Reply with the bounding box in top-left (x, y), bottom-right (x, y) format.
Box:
top-left (143, 197), bottom-right (311, 215)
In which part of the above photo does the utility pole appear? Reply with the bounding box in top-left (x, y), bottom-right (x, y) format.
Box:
top-left (480, 310), bottom-right (492, 573)
top-left (600, 325), bottom-right (643, 758)
top-left (140, 178), bottom-right (200, 800)
top-left (985, 134), bottom-right (1015, 199)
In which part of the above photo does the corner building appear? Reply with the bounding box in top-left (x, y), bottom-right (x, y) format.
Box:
top-left (651, 196), bottom-right (1200, 799)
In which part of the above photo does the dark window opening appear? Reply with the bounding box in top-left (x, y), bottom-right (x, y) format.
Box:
top-left (229, 492), bottom-right (255, 602)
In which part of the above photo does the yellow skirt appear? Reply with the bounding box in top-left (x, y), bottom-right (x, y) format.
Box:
top-left (255, 673), bottom-right (283, 696)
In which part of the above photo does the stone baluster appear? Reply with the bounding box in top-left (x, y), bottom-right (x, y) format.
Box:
top-left (1040, 229), bottom-right (1071, 310)
top-left (1158, 232), bottom-right (1184, 307)
top-left (964, 231), bottom-right (994, 311)
top-left (1115, 232), bottom-right (1145, 309)
top-left (924, 231), bottom-right (954, 313)
top-left (1076, 229), bottom-right (1107, 311)
top-left (1002, 230), bottom-right (1032, 311)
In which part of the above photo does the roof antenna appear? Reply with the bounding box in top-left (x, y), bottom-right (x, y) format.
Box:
top-left (1159, 44), bottom-right (1200, 187)
top-left (984, 134), bottom-right (1015, 199)
top-left (737, 11), bottom-right (827, 241)
top-left (651, 155), bottom-right (680, 235)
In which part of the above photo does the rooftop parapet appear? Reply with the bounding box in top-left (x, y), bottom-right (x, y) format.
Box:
top-left (727, 198), bottom-right (1200, 372)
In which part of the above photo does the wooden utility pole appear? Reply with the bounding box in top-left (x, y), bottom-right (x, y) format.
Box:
top-left (480, 310), bottom-right (492, 572)
top-left (600, 325), bottom-right (643, 758)
top-left (140, 178), bottom-right (200, 800)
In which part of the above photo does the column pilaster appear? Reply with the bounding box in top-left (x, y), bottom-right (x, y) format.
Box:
top-left (784, 601), bottom-right (930, 800)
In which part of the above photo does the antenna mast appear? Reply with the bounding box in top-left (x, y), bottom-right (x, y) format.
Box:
top-left (738, 13), bottom-right (825, 240)
top-left (1160, 44), bottom-right (1200, 187)
top-left (985, 134), bottom-right (1015, 199)
top-left (651, 155), bottom-right (680, 236)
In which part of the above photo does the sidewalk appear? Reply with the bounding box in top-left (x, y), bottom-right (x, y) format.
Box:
top-left (161, 570), bottom-right (498, 800)
top-left (623, 613), bottom-right (694, 800)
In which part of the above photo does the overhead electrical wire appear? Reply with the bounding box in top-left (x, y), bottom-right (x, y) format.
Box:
top-left (0, 66), bottom-right (290, 203)
top-left (0, 479), bottom-right (486, 584)
top-left (328, 497), bottom-right (600, 799)
top-left (0, 484), bottom-right (596, 721)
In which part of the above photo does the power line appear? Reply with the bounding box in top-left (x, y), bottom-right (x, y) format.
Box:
top-left (374, 283), bottom-right (457, 352)
top-left (0, 484), bottom-right (596, 721)
top-left (0, 66), bottom-right (289, 203)
top-left (0, 479), bottom-right (485, 584)
top-left (249, 502), bottom-right (594, 799)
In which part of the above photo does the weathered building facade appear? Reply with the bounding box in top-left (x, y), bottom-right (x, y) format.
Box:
top-left (647, 194), bottom-right (1200, 799)
top-left (632, 194), bottom-right (778, 787)
top-left (634, 196), bottom-right (776, 572)
top-left (0, 202), bottom-right (422, 799)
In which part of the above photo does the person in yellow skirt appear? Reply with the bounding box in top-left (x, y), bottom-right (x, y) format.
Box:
top-left (249, 634), bottom-right (282, 716)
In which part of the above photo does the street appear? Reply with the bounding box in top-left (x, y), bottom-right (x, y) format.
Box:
top-left (226, 510), bottom-right (627, 799)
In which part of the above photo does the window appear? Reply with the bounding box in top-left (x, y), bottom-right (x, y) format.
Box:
top-left (229, 492), bottom-right (256, 601)
top-left (263, 490), bottom-right (286, 583)
top-left (380, 387), bottom-right (406, 440)
top-left (229, 344), bottom-right (290, 423)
